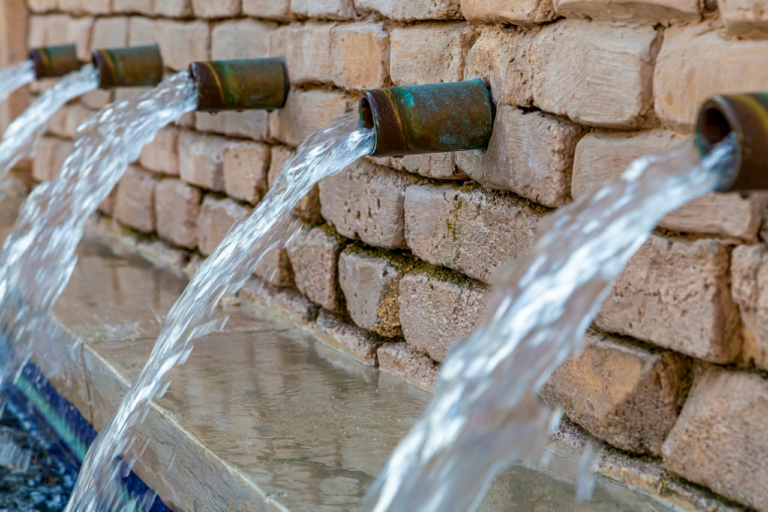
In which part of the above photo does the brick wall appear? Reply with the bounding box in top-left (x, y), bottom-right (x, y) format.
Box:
top-left (18, 0), bottom-right (768, 509)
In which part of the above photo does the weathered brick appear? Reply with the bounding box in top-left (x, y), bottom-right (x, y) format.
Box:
top-left (243, 0), bottom-right (292, 20)
top-left (720, 0), bottom-right (768, 37)
top-left (155, 179), bottom-right (201, 250)
top-left (139, 126), bottom-right (180, 176)
top-left (596, 235), bottom-right (740, 364)
top-left (115, 166), bottom-right (159, 234)
top-left (310, 309), bottom-right (382, 366)
top-left (292, 0), bottom-right (355, 19)
top-left (331, 23), bottom-right (390, 91)
top-left (287, 224), bottom-right (349, 312)
top-left (399, 264), bottom-right (489, 362)
top-left (390, 23), bottom-right (477, 86)
top-left (153, 20), bottom-right (210, 71)
top-left (553, 0), bottom-right (699, 22)
top-left (320, 160), bottom-right (420, 250)
top-left (389, 153), bottom-right (468, 181)
top-left (663, 367), bottom-right (768, 511)
top-left (29, 0), bottom-right (58, 12)
top-left (404, 184), bottom-right (543, 283)
top-left (377, 343), bottom-right (439, 393)
top-left (32, 136), bottom-right (72, 182)
top-left (572, 131), bottom-right (765, 242)
top-left (655, 21), bottom-right (768, 132)
top-left (456, 106), bottom-right (583, 208)
top-left (269, 23), bottom-right (334, 85)
top-left (253, 246), bottom-right (294, 288)
top-left (196, 196), bottom-right (252, 256)
top-left (91, 16), bottom-right (129, 50)
top-left (339, 246), bottom-right (416, 338)
top-left (730, 245), bottom-right (768, 371)
top-left (58, 0), bottom-right (109, 15)
top-left (81, 90), bottom-right (112, 110)
top-left (192, 0), bottom-right (240, 18)
top-left (195, 111), bottom-right (270, 142)
top-left (269, 88), bottom-right (349, 147)
top-left (223, 141), bottom-right (270, 205)
top-left (211, 19), bottom-right (276, 61)
top-left (99, 186), bottom-right (118, 216)
top-left (48, 104), bottom-right (93, 139)
top-left (355, 0), bottom-right (462, 20)
top-left (29, 15), bottom-right (94, 62)
top-left (154, 0), bottom-right (193, 17)
top-left (113, 0), bottom-right (152, 14)
top-left (542, 331), bottom-right (690, 456)
top-left (179, 131), bottom-right (228, 192)
top-left (268, 146), bottom-right (323, 223)
top-left (462, 0), bottom-right (556, 24)
top-left (240, 278), bottom-right (319, 327)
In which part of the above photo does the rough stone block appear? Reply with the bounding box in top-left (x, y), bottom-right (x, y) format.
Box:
top-left (389, 153), bottom-right (467, 181)
top-left (542, 330), bottom-right (690, 456)
top-left (223, 141), bottom-right (270, 205)
top-left (339, 246), bottom-right (417, 338)
top-left (331, 23), bottom-right (390, 91)
top-left (179, 131), bottom-right (228, 192)
top-left (310, 309), bottom-right (382, 366)
top-left (243, 0), bottom-right (292, 19)
top-left (655, 21), bottom-right (768, 132)
top-left (29, 15), bottom-right (94, 62)
top-left (196, 196), bottom-right (252, 256)
top-left (154, 0), bottom-right (193, 17)
top-left (81, 89), bottom-right (112, 110)
top-left (113, 0), bottom-right (152, 13)
top-left (192, 0), bottom-right (240, 17)
top-left (268, 146), bottom-right (323, 223)
top-left (456, 106), bottom-right (583, 208)
top-left (58, 0), bottom-right (109, 15)
top-left (663, 367), bottom-right (768, 511)
top-left (572, 131), bottom-right (765, 242)
top-left (195, 111), bottom-right (270, 142)
top-left (730, 245), bottom-right (768, 371)
top-left (377, 343), bottom-right (439, 393)
top-left (33, 136), bottom-right (72, 182)
top-left (115, 166), bottom-right (159, 234)
top-left (127, 16), bottom-right (155, 46)
top-left (269, 88), bottom-right (349, 147)
top-left (390, 23), bottom-right (477, 86)
top-left (29, 0), bottom-right (58, 12)
top-left (399, 264), bottom-right (489, 362)
top-left (553, 0), bottom-right (699, 22)
top-left (155, 178), bottom-right (201, 250)
top-left (355, 0), bottom-right (462, 20)
top-left (286, 224), bottom-right (349, 312)
top-left (404, 184), bottom-right (542, 283)
top-left (320, 160), bottom-right (420, 250)
top-left (91, 16), bottom-right (129, 50)
top-left (99, 186), bottom-right (118, 216)
top-left (211, 19), bottom-right (276, 61)
top-left (240, 279), bottom-right (319, 327)
top-left (253, 246), bottom-right (294, 288)
top-left (139, 126), bottom-right (180, 176)
top-left (462, 0), bottom-right (556, 24)
top-left (292, 0), bottom-right (355, 19)
top-left (720, 0), bottom-right (768, 37)
top-left (269, 23), bottom-right (334, 85)
top-left (596, 235), bottom-right (740, 364)
top-left (154, 20), bottom-right (210, 71)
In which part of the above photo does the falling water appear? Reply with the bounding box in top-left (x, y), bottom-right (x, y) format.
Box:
top-left (0, 65), bottom-right (100, 181)
top-left (0, 61), bottom-right (35, 108)
top-left (363, 135), bottom-right (738, 512)
top-left (65, 109), bottom-right (374, 511)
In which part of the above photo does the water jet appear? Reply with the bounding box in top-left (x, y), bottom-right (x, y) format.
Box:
top-left (28, 44), bottom-right (82, 80)
top-left (189, 58), bottom-right (289, 112)
top-left (91, 45), bottom-right (164, 89)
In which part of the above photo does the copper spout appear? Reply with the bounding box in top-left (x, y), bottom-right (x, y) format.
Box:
top-left (29, 45), bottom-right (82, 80)
top-left (91, 45), bottom-right (164, 89)
top-left (189, 58), bottom-right (289, 112)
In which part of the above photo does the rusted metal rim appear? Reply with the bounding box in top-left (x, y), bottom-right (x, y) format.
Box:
top-left (28, 44), bottom-right (82, 80)
top-left (359, 79), bottom-right (495, 157)
top-left (189, 58), bottom-right (289, 112)
top-left (696, 93), bottom-right (768, 192)
top-left (91, 45), bottom-right (164, 89)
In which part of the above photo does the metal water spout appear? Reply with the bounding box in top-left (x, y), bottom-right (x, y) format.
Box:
top-left (189, 58), bottom-right (289, 112)
top-left (91, 45), bottom-right (164, 89)
top-left (359, 79), bottom-right (495, 157)
top-left (696, 93), bottom-right (768, 192)
top-left (28, 44), bottom-right (82, 80)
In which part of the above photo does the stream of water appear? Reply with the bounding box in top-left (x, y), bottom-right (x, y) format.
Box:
top-left (0, 61), bottom-right (35, 108)
top-left (0, 65), bottom-right (99, 182)
top-left (362, 135), bottom-right (738, 512)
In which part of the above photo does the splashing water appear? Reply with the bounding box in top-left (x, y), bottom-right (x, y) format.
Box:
top-left (363, 135), bottom-right (738, 512)
top-left (65, 109), bottom-right (374, 511)
top-left (0, 65), bottom-right (100, 181)
top-left (0, 61), bottom-right (35, 108)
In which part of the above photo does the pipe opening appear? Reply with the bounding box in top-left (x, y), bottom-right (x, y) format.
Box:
top-left (359, 96), bottom-right (375, 130)
top-left (698, 104), bottom-right (732, 148)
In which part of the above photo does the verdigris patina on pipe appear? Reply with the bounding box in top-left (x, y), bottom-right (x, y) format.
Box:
top-left (91, 45), bottom-right (164, 89)
top-left (189, 58), bottom-right (289, 112)
top-left (29, 45), bottom-right (82, 80)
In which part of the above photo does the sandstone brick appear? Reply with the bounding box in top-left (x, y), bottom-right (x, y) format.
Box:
top-left (192, 0), bottom-right (240, 17)
top-left (331, 23), bottom-right (389, 91)
top-left (154, 0), bottom-right (193, 17)
top-left (655, 21), bottom-right (768, 132)
top-left (179, 131), bottom-right (228, 192)
top-left (663, 367), bottom-right (768, 511)
top-left (81, 90), bottom-right (112, 110)
top-left (58, 0), bottom-right (109, 15)
top-left (286, 224), bottom-right (349, 312)
top-left (223, 141), bottom-right (270, 205)
top-left (292, 0), bottom-right (355, 19)
top-left (730, 245), bottom-right (768, 371)
top-left (269, 88), bottom-right (349, 147)
top-left (113, 0), bottom-right (152, 13)
top-left (399, 264), bottom-right (489, 362)
top-left (596, 235), bottom-right (740, 364)
top-left (139, 126), bottom-right (179, 176)
top-left (115, 166), bottom-right (159, 234)
top-left (211, 20), bottom-right (276, 61)
top-left (243, 0), bottom-right (292, 20)
top-left (240, 278), bottom-right (319, 326)
top-left (268, 146), bottom-right (323, 223)
top-left (154, 20), bottom-right (210, 72)
top-left (99, 186), bottom-right (118, 216)
top-left (254, 246), bottom-right (294, 288)
top-left (33, 136), bottom-right (73, 182)
top-left (554, 0), bottom-right (699, 22)
top-left (456, 106), bottom-right (583, 208)
top-left (320, 160), bottom-right (420, 250)
top-left (462, 0), bottom-right (556, 24)
top-left (719, 0), bottom-right (768, 37)
top-left (29, 15), bottom-right (94, 62)
top-left (530, 20), bottom-right (660, 129)
top-left (155, 179), bottom-right (201, 250)
top-left (310, 309), bottom-right (382, 366)
top-left (49, 104), bottom-right (92, 140)
top-left (29, 0), bottom-right (58, 12)
top-left (389, 154), bottom-right (468, 181)
top-left (91, 16), bottom-right (129, 50)
top-left (377, 343), bottom-right (439, 393)
top-left (196, 196), bottom-right (252, 257)
top-left (355, 0), bottom-right (462, 20)
top-left (572, 131), bottom-right (765, 242)
top-left (269, 23), bottom-right (334, 85)
top-left (542, 331), bottom-right (690, 456)
top-left (195, 111), bottom-right (270, 142)
top-left (390, 23), bottom-right (477, 86)
top-left (404, 184), bottom-right (543, 283)
top-left (127, 16), bottom-right (155, 46)
top-left (339, 246), bottom-right (416, 337)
